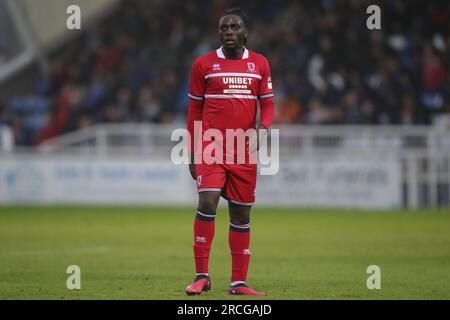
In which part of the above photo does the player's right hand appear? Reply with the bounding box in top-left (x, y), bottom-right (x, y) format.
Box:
top-left (189, 163), bottom-right (196, 180)
top-left (189, 153), bottom-right (196, 180)
top-left (249, 126), bottom-right (268, 153)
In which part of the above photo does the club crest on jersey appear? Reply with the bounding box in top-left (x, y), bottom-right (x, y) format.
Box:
top-left (212, 63), bottom-right (221, 71)
top-left (247, 62), bottom-right (256, 73)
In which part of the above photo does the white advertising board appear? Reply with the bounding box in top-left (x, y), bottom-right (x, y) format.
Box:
top-left (0, 156), bottom-right (401, 208)
top-left (256, 158), bottom-right (402, 209)
top-left (0, 157), bottom-right (196, 204)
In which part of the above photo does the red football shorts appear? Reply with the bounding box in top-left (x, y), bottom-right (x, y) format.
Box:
top-left (195, 163), bottom-right (257, 206)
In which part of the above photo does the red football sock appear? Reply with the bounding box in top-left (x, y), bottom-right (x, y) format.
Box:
top-left (229, 222), bottom-right (251, 283)
top-left (193, 209), bottom-right (216, 274)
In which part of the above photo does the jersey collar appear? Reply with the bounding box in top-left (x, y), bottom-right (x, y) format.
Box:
top-left (216, 46), bottom-right (249, 59)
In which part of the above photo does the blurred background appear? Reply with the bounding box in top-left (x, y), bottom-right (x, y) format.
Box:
top-left (0, 0), bottom-right (449, 209)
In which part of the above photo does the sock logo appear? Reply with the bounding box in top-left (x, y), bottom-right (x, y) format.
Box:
top-left (243, 249), bottom-right (251, 255)
top-left (195, 236), bottom-right (207, 243)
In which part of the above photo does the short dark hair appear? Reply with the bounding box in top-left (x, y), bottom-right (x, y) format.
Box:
top-left (222, 7), bottom-right (249, 29)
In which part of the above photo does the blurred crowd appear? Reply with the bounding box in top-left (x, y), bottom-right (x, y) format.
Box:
top-left (0, 0), bottom-right (449, 146)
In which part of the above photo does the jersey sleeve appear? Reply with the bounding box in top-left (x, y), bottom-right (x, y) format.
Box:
top-left (258, 57), bottom-right (274, 99)
top-left (258, 56), bottom-right (275, 129)
top-left (187, 58), bottom-right (205, 155)
top-left (188, 58), bottom-right (205, 100)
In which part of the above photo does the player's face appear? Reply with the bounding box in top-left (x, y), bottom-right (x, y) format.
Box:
top-left (219, 15), bottom-right (247, 49)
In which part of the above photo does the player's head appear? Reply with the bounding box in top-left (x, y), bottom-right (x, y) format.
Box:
top-left (219, 7), bottom-right (249, 49)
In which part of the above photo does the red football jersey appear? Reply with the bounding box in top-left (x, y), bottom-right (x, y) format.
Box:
top-left (188, 47), bottom-right (274, 163)
top-left (189, 47), bottom-right (273, 131)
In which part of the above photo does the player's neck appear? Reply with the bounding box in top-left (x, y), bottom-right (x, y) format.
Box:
top-left (221, 46), bottom-right (244, 59)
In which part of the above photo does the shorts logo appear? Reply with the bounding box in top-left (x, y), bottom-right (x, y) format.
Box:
top-left (247, 62), bottom-right (256, 73)
top-left (197, 175), bottom-right (202, 187)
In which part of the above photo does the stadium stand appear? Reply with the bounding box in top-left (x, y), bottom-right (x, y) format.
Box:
top-left (0, 0), bottom-right (449, 146)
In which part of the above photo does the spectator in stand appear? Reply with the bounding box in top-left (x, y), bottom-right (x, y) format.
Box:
top-left (137, 85), bottom-right (161, 123)
top-left (0, 0), bottom-right (449, 146)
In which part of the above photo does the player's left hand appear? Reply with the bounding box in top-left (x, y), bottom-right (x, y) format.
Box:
top-left (249, 125), bottom-right (268, 153)
top-left (189, 153), bottom-right (196, 180)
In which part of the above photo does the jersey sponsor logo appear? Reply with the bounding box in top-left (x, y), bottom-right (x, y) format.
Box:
top-left (223, 77), bottom-right (253, 85)
top-left (223, 77), bottom-right (254, 94)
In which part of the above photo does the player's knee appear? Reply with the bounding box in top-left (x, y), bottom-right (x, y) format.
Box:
top-left (198, 197), bottom-right (218, 212)
top-left (198, 191), bottom-right (220, 211)
top-left (229, 205), bottom-right (250, 225)
top-left (229, 210), bottom-right (250, 225)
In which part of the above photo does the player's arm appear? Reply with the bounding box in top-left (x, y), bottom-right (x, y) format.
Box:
top-left (249, 57), bottom-right (274, 153)
top-left (258, 57), bottom-right (275, 130)
top-left (187, 58), bottom-right (205, 179)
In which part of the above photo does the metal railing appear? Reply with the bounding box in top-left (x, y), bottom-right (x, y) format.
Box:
top-left (35, 123), bottom-right (450, 155)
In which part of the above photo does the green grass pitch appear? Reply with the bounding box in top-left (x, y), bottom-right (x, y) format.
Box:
top-left (0, 206), bottom-right (449, 299)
